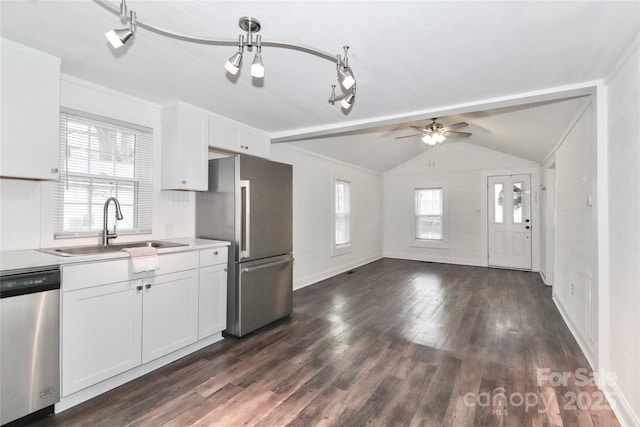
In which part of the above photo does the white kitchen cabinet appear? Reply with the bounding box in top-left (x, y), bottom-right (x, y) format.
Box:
top-left (0, 38), bottom-right (61, 180)
top-left (142, 269), bottom-right (199, 363)
top-left (161, 102), bottom-right (209, 190)
top-left (61, 251), bottom-right (200, 395)
top-left (62, 280), bottom-right (142, 396)
top-left (198, 247), bottom-right (228, 339)
top-left (198, 263), bottom-right (227, 339)
top-left (208, 113), bottom-right (271, 159)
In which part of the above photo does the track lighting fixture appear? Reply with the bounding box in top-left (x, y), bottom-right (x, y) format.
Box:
top-left (225, 35), bottom-right (244, 75)
top-left (104, 0), bottom-right (136, 49)
top-left (337, 47), bottom-right (355, 90)
top-left (328, 84), bottom-right (356, 111)
top-left (99, 0), bottom-right (357, 108)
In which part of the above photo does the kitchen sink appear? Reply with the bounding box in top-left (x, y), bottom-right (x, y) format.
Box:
top-left (39, 240), bottom-right (188, 256)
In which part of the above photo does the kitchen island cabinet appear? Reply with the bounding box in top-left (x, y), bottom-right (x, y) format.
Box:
top-left (0, 38), bottom-right (60, 180)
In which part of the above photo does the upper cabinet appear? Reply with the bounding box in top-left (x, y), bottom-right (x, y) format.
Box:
top-left (1, 39), bottom-right (61, 180)
top-left (161, 102), bottom-right (271, 191)
top-left (161, 102), bottom-right (209, 191)
top-left (209, 113), bottom-right (271, 159)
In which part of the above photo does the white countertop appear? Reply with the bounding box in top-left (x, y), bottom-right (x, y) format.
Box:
top-left (0, 238), bottom-right (230, 271)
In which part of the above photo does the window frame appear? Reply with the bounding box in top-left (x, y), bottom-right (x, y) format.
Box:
top-left (415, 187), bottom-right (443, 241)
top-left (332, 178), bottom-right (352, 255)
top-left (54, 108), bottom-right (153, 239)
top-left (411, 183), bottom-right (449, 249)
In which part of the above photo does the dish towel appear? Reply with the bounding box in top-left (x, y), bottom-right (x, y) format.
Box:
top-left (122, 247), bottom-right (160, 273)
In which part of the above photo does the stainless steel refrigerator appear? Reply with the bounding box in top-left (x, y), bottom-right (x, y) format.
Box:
top-left (196, 155), bottom-right (293, 337)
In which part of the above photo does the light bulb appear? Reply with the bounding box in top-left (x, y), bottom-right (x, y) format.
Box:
top-left (251, 54), bottom-right (264, 78)
top-left (105, 29), bottom-right (133, 49)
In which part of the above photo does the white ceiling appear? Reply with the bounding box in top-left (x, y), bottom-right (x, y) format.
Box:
top-left (1, 1), bottom-right (638, 171)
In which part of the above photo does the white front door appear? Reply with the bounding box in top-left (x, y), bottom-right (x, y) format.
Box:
top-left (488, 174), bottom-right (532, 270)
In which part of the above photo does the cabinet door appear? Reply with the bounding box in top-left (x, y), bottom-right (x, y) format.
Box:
top-left (1, 39), bottom-right (60, 180)
top-left (208, 113), bottom-right (271, 159)
top-left (161, 102), bottom-right (208, 190)
top-left (239, 127), bottom-right (271, 159)
top-left (62, 281), bottom-right (142, 396)
top-left (198, 264), bottom-right (228, 339)
top-left (142, 270), bottom-right (198, 363)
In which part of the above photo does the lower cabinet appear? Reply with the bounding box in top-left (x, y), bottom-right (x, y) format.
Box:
top-left (60, 248), bottom-right (226, 398)
top-left (62, 280), bottom-right (142, 396)
top-left (62, 270), bottom-right (199, 396)
top-left (142, 270), bottom-right (198, 363)
top-left (61, 248), bottom-right (212, 397)
top-left (198, 264), bottom-right (227, 339)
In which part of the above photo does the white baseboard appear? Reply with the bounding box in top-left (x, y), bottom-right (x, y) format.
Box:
top-left (56, 333), bottom-right (223, 413)
top-left (604, 377), bottom-right (640, 427)
top-left (293, 255), bottom-right (382, 290)
top-left (552, 295), bottom-right (594, 368)
top-left (383, 252), bottom-right (485, 267)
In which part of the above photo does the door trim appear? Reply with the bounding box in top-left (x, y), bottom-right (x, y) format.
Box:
top-left (480, 167), bottom-right (541, 271)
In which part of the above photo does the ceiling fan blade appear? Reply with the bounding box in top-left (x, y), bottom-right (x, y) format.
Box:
top-left (410, 126), bottom-right (429, 132)
top-left (441, 122), bottom-right (469, 131)
top-left (444, 131), bottom-right (472, 138)
top-left (395, 133), bottom-right (422, 140)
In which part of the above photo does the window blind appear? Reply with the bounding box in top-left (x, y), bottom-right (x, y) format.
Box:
top-left (54, 110), bottom-right (153, 238)
top-left (335, 180), bottom-right (351, 246)
top-left (415, 188), bottom-right (443, 240)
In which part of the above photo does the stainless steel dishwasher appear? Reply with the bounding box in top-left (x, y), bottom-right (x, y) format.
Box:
top-left (1, 266), bottom-right (60, 426)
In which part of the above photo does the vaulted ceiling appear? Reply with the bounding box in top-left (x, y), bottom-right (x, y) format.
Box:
top-left (1, 1), bottom-right (638, 171)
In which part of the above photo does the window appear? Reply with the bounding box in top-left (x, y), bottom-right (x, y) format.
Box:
top-left (335, 180), bottom-right (351, 247)
top-left (54, 110), bottom-right (153, 237)
top-left (415, 188), bottom-right (443, 240)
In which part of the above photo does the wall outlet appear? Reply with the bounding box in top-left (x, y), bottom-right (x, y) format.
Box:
top-left (571, 282), bottom-right (575, 296)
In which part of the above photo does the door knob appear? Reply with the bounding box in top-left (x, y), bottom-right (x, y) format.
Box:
top-left (526, 226), bottom-right (530, 229)
top-left (145, 284), bottom-right (151, 289)
top-left (136, 285), bottom-right (143, 291)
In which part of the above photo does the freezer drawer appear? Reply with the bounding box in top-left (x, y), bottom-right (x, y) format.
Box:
top-left (234, 254), bottom-right (293, 337)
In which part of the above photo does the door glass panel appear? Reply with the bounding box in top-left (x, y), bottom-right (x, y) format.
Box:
top-left (494, 183), bottom-right (504, 223)
top-left (513, 182), bottom-right (523, 223)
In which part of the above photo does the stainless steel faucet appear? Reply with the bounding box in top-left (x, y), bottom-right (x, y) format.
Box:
top-left (102, 197), bottom-right (124, 246)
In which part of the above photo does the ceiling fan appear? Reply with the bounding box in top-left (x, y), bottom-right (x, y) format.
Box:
top-left (396, 118), bottom-right (472, 145)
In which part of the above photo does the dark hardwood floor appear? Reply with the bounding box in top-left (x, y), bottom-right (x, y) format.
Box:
top-left (32, 259), bottom-right (620, 426)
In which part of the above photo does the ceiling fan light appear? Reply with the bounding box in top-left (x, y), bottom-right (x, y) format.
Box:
top-left (105, 28), bottom-right (133, 49)
top-left (225, 52), bottom-right (243, 75)
top-left (251, 54), bottom-right (264, 78)
top-left (422, 134), bottom-right (435, 145)
top-left (436, 133), bottom-right (446, 143)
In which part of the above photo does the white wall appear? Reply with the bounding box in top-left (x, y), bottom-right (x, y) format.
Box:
top-left (542, 102), bottom-right (598, 362)
top-left (383, 142), bottom-right (538, 266)
top-left (0, 75), bottom-right (195, 251)
top-left (270, 144), bottom-right (383, 290)
top-left (605, 39), bottom-right (640, 426)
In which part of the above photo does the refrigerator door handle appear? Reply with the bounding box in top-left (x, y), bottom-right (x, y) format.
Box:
top-left (240, 180), bottom-right (250, 259)
top-left (241, 257), bottom-right (293, 273)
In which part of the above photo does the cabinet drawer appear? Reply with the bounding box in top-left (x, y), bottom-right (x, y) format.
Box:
top-left (63, 251), bottom-right (199, 291)
top-left (199, 247), bottom-right (228, 267)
